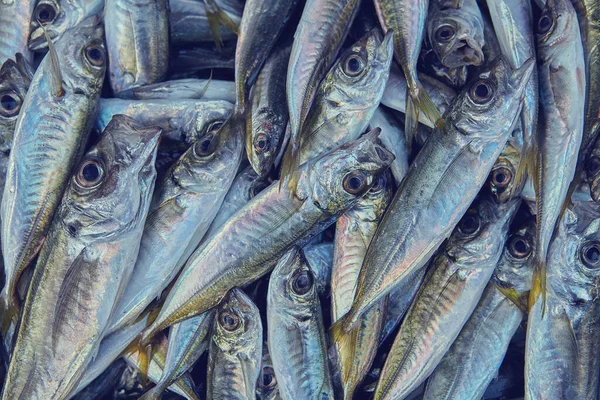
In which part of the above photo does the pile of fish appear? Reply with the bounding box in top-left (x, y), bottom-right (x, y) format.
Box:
top-left (0, 0), bottom-right (598, 398)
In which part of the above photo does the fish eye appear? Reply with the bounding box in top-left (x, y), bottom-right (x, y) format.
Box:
top-left (291, 269), bottom-right (313, 295)
top-left (435, 25), bottom-right (456, 42)
top-left (208, 120), bottom-right (224, 134)
top-left (193, 135), bottom-right (217, 158)
top-left (537, 12), bottom-right (553, 34)
top-left (343, 53), bottom-right (366, 77)
top-left (491, 167), bottom-right (513, 188)
top-left (76, 159), bottom-right (104, 188)
top-left (253, 134), bottom-right (271, 154)
top-left (343, 171), bottom-right (369, 196)
top-left (218, 310), bottom-right (241, 331)
top-left (261, 367), bottom-right (277, 389)
top-left (581, 241), bottom-right (600, 269)
top-left (508, 235), bottom-right (531, 259)
top-left (35, 3), bottom-right (57, 25)
top-left (458, 211), bottom-right (480, 236)
top-left (469, 79), bottom-right (495, 104)
top-left (0, 92), bottom-right (22, 117)
top-left (587, 156), bottom-right (600, 175)
top-left (85, 45), bottom-right (105, 67)
top-left (370, 174), bottom-right (386, 193)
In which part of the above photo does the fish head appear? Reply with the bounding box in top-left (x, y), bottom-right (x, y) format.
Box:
top-left (256, 343), bottom-right (279, 400)
top-left (0, 55), bottom-right (33, 153)
top-left (29, 0), bottom-right (84, 51)
top-left (299, 128), bottom-right (394, 214)
top-left (214, 288), bottom-right (262, 364)
top-left (427, 6), bottom-right (485, 68)
top-left (324, 29), bottom-right (394, 111)
top-left (535, 0), bottom-right (579, 54)
top-left (420, 48), bottom-right (468, 89)
top-left (446, 195), bottom-right (520, 265)
top-left (449, 56), bottom-right (534, 140)
top-left (347, 170), bottom-right (393, 223)
top-left (59, 115), bottom-right (160, 241)
top-left (248, 108), bottom-right (286, 178)
top-left (493, 216), bottom-right (536, 296)
top-left (55, 16), bottom-right (106, 97)
top-left (487, 128), bottom-right (524, 203)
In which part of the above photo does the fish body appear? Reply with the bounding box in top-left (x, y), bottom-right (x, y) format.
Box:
top-left (118, 78), bottom-right (237, 103)
top-left (1, 18), bottom-right (106, 320)
top-left (2, 115), bottom-right (160, 400)
top-left (304, 242), bottom-right (334, 297)
top-left (268, 248), bottom-right (334, 400)
top-left (369, 106), bottom-right (410, 185)
top-left (0, 0), bottom-right (34, 65)
top-left (105, 0), bottom-right (169, 94)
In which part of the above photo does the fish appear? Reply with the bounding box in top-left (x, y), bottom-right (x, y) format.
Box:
top-left (304, 242), bottom-right (334, 297)
top-left (0, 17), bottom-right (106, 325)
top-left (169, 43), bottom-right (237, 77)
top-left (373, 0), bottom-right (443, 147)
top-left (295, 29), bottom-right (394, 167)
top-left (418, 48), bottom-right (469, 89)
top-left (281, 0), bottom-right (360, 191)
top-left (202, 0), bottom-right (240, 48)
top-left (586, 133), bottom-right (600, 201)
top-left (487, 127), bottom-right (526, 203)
top-left (104, 0), bottom-right (169, 94)
top-left (107, 116), bottom-right (243, 334)
top-left (256, 344), bottom-right (280, 400)
top-left (268, 247), bottom-right (334, 400)
top-left (331, 171), bottom-right (393, 400)
top-left (118, 78), bottom-right (237, 103)
top-left (247, 41), bottom-right (291, 177)
top-left (525, 204), bottom-right (600, 399)
top-left (427, 0), bottom-right (485, 68)
top-left (2, 114), bottom-right (160, 400)
top-left (374, 195), bottom-right (520, 400)
top-left (28, 0), bottom-right (104, 50)
top-left (140, 129), bottom-right (394, 341)
top-left (530, 0), bottom-right (586, 311)
top-left (70, 360), bottom-right (127, 400)
top-left (206, 288), bottom-right (263, 400)
top-left (330, 56), bottom-right (534, 345)
top-left (424, 216), bottom-right (535, 399)
top-left (169, 0), bottom-right (243, 45)
top-left (0, 0), bottom-right (35, 65)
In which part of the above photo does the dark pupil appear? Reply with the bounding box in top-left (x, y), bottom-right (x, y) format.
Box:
top-left (439, 28), bottom-right (452, 39)
top-left (296, 273), bottom-right (309, 289)
top-left (539, 16), bottom-right (551, 31)
top-left (461, 215), bottom-right (478, 234)
top-left (586, 246), bottom-right (600, 263)
top-left (588, 157), bottom-right (600, 174)
top-left (199, 138), bottom-right (212, 153)
top-left (495, 172), bottom-right (505, 183)
top-left (223, 314), bottom-right (236, 327)
top-left (1, 95), bottom-right (17, 111)
top-left (348, 176), bottom-right (363, 190)
top-left (347, 57), bottom-right (361, 72)
top-left (475, 83), bottom-right (490, 99)
top-left (262, 372), bottom-right (273, 386)
top-left (88, 48), bottom-right (102, 61)
top-left (513, 239), bottom-right (527, 254)
top-left (38, 7), bottom-right (53, 22)
top-left (82, 163), bottom-right (100, 182)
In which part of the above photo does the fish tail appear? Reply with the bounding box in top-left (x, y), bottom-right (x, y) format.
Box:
top-left (38, 20), bottom-right (63, 98)
top-left (205, 0), bottom-right (239, 49)
top-left (279, 141), bottom-right (300, 195)
top-left (330, 314), bottom-right (358, 380)
top-left (405, 83), bottom-right (444, 150)
top-left (0, 289), bottom-right (19, 338)
top-left (404, 88), bottom-right (417, 154)
top-left (529, 255), bottom-right (547, 318)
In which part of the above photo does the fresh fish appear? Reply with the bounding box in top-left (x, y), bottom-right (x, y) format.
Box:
top-left (424, 217), bottom-right (535, 399)
top-left (304, 242), bottom-right (334, 297)
top-left (1, 18), bottom-right (106, 322)
top-left (28, 0), bottom-right (104, 50)
top-left (488, 128), bottom-right (526, 203)
top-left (281, 0), bottom-right (359, 190)
top-left (202, 0), bottom-right (240, 48)
top-left (427, 0), bottom-right (485, 68)
top-left (419, 48), bottom-right (469, 89)
top-left (3, 115), bottom-right (160, 400)
top-left (207, 288), bottom-right (262, 400)
top-left (380, 64), bottom-right (456, 129)
top-left (256, 344), bottom-right (280, 400)
top-left (169, 0), bottom-right (243, 45)
top-left (169, 43), bottom-right (236, 77)
top-left (331, 172), bottom-right (393, 400)
top-left (373, 0), bottom-right (442, 146)
top-left (487, 0), bottom-right (538, 191)
top-left (247, 42), bottom-right (291, 177)
top-left (118, 78), bottom-right (237, 103)
top-left (0, 0), bottom-right (34, 65)
top-left (268, 248), bottom-right (334, 400)
top-left (530, 0), bottom-right (586, 310)
top-left (526, 204), bottom-right (600, 399)
top-left (295, 29), bottom-right (394, 167)
top-left (369, 106), bottom-right (410, 185)
top-left (140, 129), bottom-right (394, 341)
top-left (374, 196), bottom-right (519, 400)
top-left (107, 119), bottom-right (242, 334)
top-left (104, 0), bottom-right (169, 94)
top-left (330, 57), bottom-right (534, 344)
top-left (587, 133), bottom-right (600, 201)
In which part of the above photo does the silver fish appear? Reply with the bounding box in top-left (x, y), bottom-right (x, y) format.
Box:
top-left (118, 78), bottom-right (237, 103)
top-left (369, 106), bottom-right (410, 185)
top-left (256, 343), bottom-right (280, 400)
top-left (169, 43), bottom-right (236, 76)
top-left (0, 0), bottom-right (34, 65)
top-left (304, 242), bottom-right (334, 297)
top-left (268, 247), bottom-right (334, 400)
top-left (2, 115), bottom-right (160, 400)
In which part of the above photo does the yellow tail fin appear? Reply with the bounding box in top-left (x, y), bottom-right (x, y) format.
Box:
top-left (279, 142), bottom-right (300, 196)
top-left (528, 256), bottom-right (547, 318)
top-left (205, 0), bottom-right (239, 49)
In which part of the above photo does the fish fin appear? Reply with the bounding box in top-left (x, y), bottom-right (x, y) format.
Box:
top-left (197, 69), bottom-right (213, 100)
top-left (495, 285), bottom-right (528, 314)
top-left (528, 256), bottom-right (547, 318)
top-left (38, 20), bottom-right (63, 98)
top-left (330, 314), bottom-right (357, 380)
top-left (279, 141), bottom-right (300, 196)
top-left (138, 384), bottom-right (164, 400)
top-left (415, 83), bottom-right (444, 130)
top-left (513, 123), bottom-right (533, 198)
top-left (0, 290), bottom-right (20, 338)
top-left (404, 88), bottom-right (417, 154)
top-left (205, 0), bottom-right (238, 49)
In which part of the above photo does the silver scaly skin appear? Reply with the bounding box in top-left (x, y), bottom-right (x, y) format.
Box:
top-left (1, 18), bottom-right (106, 323)
top-left (104, 0), bottom-right (169, 95)
top-left (169, 0), bottom-right (242, 45)
top-left (268, 247), bottom-right (333, 400)
top-left (424, 218), bottom-right (535, 399)
top-left (0, 0), bottom-right (34, 66)
top-left (428, 0), bottom-right (485, 69)
top-left (28, 0), bottom-right (104, 50)
top-left (140, 129), bottom-right (394, 341)
top-left (207, 288), bottom-right (262, 400)
top-left (304, 242), bottom-right (334, 297)
top-left (2, 115), bottom-right (160, 400)
top-left (118, 78), bottom-right (237, 103)
top-left (330, 56), bottom-right (534, 340)
top-left (526, 204), bottom-right (600, 400)
top-left (374, 195), bottom-right (520, 400)
top-left (331, 172), bottom-right (392, 400)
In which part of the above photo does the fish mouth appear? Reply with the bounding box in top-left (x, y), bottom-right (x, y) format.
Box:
top-left (28, 27), bottom-right (58, 51)
top-left (441, 40), bottom-right (484, 68)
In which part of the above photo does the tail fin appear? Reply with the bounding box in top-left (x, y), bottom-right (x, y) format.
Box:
top-left (1, 290), bottom-right (20, 338)
top-left (329, 315), bottom-right (357, 382)
top-left (205, 0), bottom-right (239, 49)
top-left (279, 142), bottom-right (300, 196)
top-left (529, 256), bottom-right (547, 318)
top-left (405, 83), bottom-right (444, 151)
